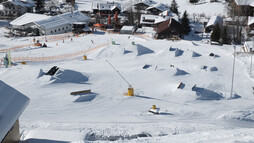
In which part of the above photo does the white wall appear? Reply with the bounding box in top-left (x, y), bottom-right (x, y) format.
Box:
top-left (43, 24), bottom-right (72, 35)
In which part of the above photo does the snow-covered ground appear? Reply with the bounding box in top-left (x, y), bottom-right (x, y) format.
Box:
top-left (0, 30), bottom-right (254, 142)
top-left (1, 0), bottom-right (254, 142)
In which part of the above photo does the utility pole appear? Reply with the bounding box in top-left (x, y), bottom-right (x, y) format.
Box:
top-left (230, 45), bottom-right (236, 98)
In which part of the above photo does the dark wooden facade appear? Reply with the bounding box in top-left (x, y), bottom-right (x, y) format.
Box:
top-left (156, 18), bottom-right (184, 39)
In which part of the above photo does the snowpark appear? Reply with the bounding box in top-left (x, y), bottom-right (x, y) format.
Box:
top-left (1, 0), bottom-right (254, 142)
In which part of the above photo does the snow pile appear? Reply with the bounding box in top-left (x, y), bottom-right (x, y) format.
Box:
top-left (192, 51), bottom-right (202, 57)
top-left (218, 110), bottom-right (254, 122)
top-left (174, 48), bottom-right (184, 57)
top-left (50, 69), bottom-right (89, 84)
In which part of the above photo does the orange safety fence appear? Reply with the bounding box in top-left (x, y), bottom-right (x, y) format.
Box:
top-left (11, 43), bottom-right (110, 62)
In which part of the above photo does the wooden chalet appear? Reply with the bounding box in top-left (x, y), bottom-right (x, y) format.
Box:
top-left (92, 2), bottom-right (121, 15)
top-left (155, 18), bottom-right (184, 40)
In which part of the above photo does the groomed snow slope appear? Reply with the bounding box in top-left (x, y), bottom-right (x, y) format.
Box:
top-left (1, 30), bottom-right (254, 142)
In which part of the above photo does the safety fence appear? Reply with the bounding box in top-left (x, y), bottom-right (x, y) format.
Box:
top-left (11, 43), bottom-right (110, 62)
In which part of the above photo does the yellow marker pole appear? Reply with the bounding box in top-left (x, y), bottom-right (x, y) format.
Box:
top-left (152, 105), bottom-right (156, 110)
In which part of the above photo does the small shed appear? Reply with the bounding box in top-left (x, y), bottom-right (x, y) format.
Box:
top-left (0, 80), bottom-right (30, 143)
top-left (120, 26), bottom-right (135, 34)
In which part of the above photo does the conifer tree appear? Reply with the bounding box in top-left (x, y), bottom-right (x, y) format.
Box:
top-left (181, 11), bottom-right (191, 35)
top-left (170, 0), bottom-right (179, 15)
top-left (221, 26), bottom-right (229, 44)
top-left (211, 23), bottom-right (221, 42)
top-left (35, 0), bottom-right (45, 12)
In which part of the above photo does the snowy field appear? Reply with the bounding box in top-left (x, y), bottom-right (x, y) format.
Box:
top-left (1, 0), bottom-right (254, 142)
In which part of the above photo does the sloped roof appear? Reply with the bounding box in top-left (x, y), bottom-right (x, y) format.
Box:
top-left (146, 3), bottom-right (169, 12)
top-left (248, 16), bottom-right (254, 26)
top-left (3, 0), bottom-right (34, 7)
top-left (34, 11), bottom-right (90, 30)
top-left (234, 0), bottom-right (253, 6)
top-left (206, 16), bottom-right (223, 28)
top-left (10, 13), bottom-right (50, 26)
top-left (0, 80), bottom-right (30, 142)
top-left (156, 18), bottom-right (184, 34)
top-left (140, 14), bottom-right (170, 25)
top-left (92, 2), bottom-right (121, 11)
top-left (135, 0), bottom-right (156, 7)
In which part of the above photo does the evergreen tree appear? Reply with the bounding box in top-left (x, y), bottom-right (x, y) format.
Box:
top-left (210, 23), bottom-right (221, 42)
top-left (35, 0), bottom-right (45, 12)
top-left (221, 26), bottom-right (230, 44)
top-left (181, 11), bottom-right (191, 35)
top-left (170, 0), bottom-right (179, 15)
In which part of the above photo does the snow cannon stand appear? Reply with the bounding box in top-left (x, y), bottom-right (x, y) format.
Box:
top-left (148, 105), bottom-right (160, 114)
top-left (83, 55), bottom-right (87, 60)
top-left (123, 87), bottom-right (134, 96)
top-left (127, 87), bottom-right (134, 96)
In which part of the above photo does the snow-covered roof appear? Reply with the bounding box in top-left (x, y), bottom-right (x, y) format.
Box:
top-left (3, 0), bottom-right (34, 7)
top-left (146, 3), bottom-right (169, 12)
top-left (10, 13), bottom-right (50, 26)
top-left (34, 11), bottom-right (90, 30)
top-left (140, 14), bottom-right (170, 25)
top-left (92, 2), bottom-right (121, 11)
top-left (250, 2), bottom-right (254, 7)
top-left (248, 16), bottom-right (254, 26)
top-left (0, 80), bottom-right (30, 142)
top-left (121, 26), bottom-right (134, 31)
top-left (206, 16), bottom-right (223, 28)
top-left (234, 0), bottom-right (253, 6)
top-left (135, 0), bottom-right (156, 6)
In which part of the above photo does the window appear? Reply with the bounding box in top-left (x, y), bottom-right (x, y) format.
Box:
top-left (55, 30), bottom-right (56, 32)
top-left (51, 31), bottom-right (53, 33)
top-left (59, 29), bottom-right (60, 31)
top-left (66, 26), bottom-right (68, 29)
top-left (62, 27), bottom-right (64, 30)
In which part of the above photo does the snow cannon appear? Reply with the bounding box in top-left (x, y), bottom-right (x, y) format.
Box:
top-left (149, 105), bottom-right (160, 114)
top-left (128, 87), bottom-right (134, 96)
top-left (83, 55), bottom-right (87, 60)
top-left (21, 61), bottom-right (26, 65)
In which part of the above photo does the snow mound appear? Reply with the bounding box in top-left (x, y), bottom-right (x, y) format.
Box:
top-left (175, 48), bottom-right (184, 57)
top-left (74, 93), bottom-right (97, 102)
top-left (37, 69), bottom-right (45, 78)
top-left (192, 85), bottom-right (224, 100)
top-left (136, 44), bottom-right (154, 56)
top-left (50, 69), bottom-right (89, 84)
top-left (85, 132), bottom-right (152, 142)
top-left (90, 46), bottom-right (126, 59)
top-left (210, 66), bottom-right (218, 72)
top-left (175, 68), bottom-right (189, 76)
top-left (192, 51), bottom-right (202, 57)
top-left (218, 110), bottom-right (254, 122)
